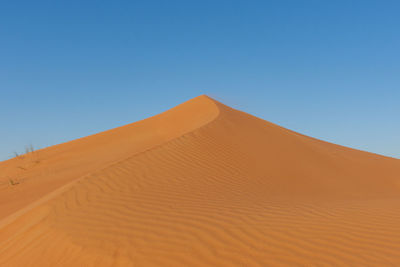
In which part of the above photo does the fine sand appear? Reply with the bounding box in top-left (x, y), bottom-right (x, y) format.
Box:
top-left (1, 95), bottom-right (400, 266)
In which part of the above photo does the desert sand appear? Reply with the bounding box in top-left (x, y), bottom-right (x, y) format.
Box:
top-left (1, 95), bottom-right (400, 266)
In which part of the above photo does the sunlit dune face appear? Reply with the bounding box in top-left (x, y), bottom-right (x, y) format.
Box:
top-left (1, 96), bottom-right (400, 266)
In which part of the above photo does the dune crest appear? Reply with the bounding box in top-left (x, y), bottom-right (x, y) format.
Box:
top-left (0, 95), bottom-right (219, 219)
top-left (1, 95), bottom-right (400, 266)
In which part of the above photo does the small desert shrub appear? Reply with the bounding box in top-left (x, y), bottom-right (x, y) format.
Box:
top-left (9, 179), bottom-right (19, 186)
top-left (13, 151), bottom-right (24, 160)
top-left (13, 143), bottom-right (40, 165)
top-left (25, 144), bottom-right (34, 154)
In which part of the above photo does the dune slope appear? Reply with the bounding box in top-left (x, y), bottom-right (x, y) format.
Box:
top-left (1, 95), bottom-right (400, 266)
top-left (0, 95), bottom-right (219, 219)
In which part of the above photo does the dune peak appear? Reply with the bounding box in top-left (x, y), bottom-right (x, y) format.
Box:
top-left (1, 96), bottom-right (400, 266)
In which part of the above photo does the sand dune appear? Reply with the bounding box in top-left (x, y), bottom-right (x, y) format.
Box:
top-left (1, 95), bottom-right (400, 266)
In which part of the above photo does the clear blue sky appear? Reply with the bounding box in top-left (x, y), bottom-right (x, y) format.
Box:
top-left (1, 0), bottom-right (399, 160)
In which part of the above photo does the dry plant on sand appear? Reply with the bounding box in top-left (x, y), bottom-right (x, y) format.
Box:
top-left (8, 178), bottom-right (19, 186)
top-left (13, 144), bottom-right (41, 171)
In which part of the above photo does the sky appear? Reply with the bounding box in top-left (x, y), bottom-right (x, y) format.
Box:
top-left (1, 0), bottom-right (399, 160)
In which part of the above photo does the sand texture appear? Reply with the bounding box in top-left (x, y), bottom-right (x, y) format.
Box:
top-left (1, 95), bottom-right (400, 266)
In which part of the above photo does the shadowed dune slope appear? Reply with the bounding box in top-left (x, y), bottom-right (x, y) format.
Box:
top-left (1, 95), bottom-right (400, 266)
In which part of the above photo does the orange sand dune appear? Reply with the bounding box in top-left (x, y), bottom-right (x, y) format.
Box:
top-left (1, 95), bottom-right (400, 266)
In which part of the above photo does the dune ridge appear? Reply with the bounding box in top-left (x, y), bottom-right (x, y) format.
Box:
top-left (0, 95), bottom-right (219, 219)
top-left (1, 95), bottom-right (400, 266)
